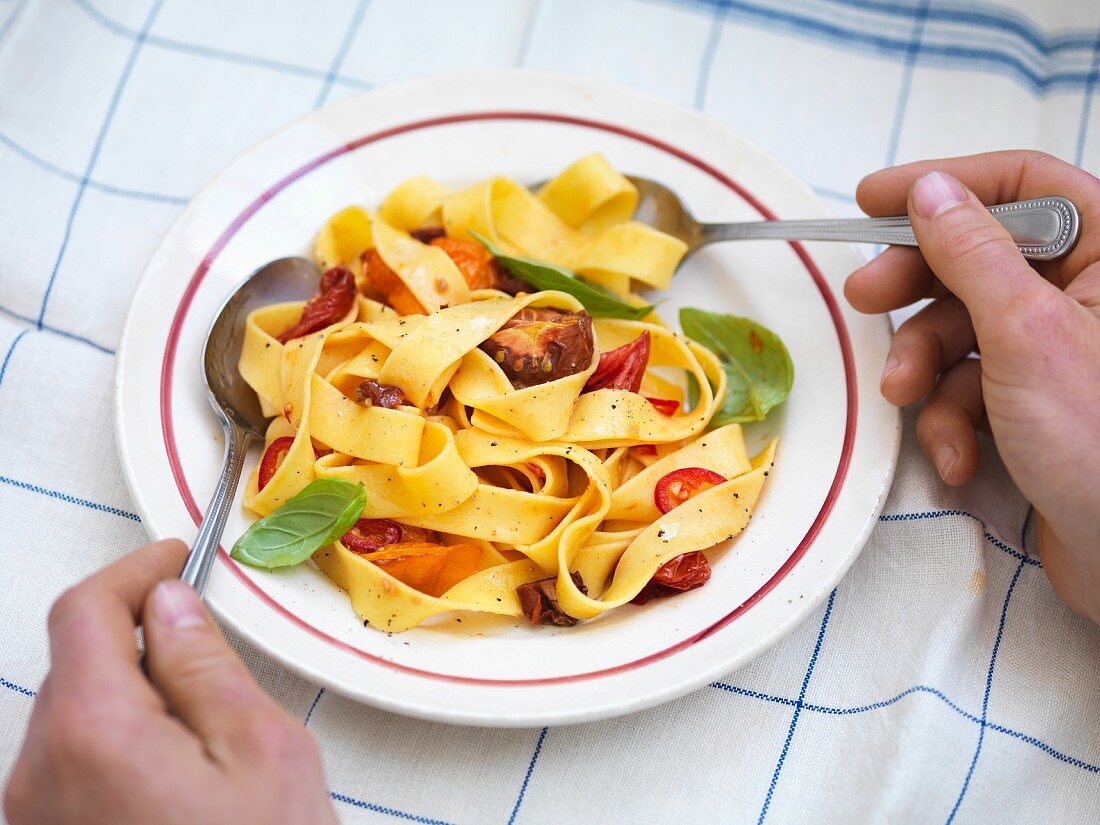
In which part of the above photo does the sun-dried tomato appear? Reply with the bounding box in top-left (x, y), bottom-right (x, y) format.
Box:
top-left (429, 236), bottom-right (501, 291)
top-left (277, 267), bottom-right (356, 343)
top-left (583, 331), bottom-right (650, 394)
top-left (516, 571), bottom-right (587, 626)
top-left (355, 379), bottom-right (406, 409)
top-left (645, 397), bottom-right (679, 416)
top-left (635, 444), bottom-right (658, 456)
top-left (654, 467), bottom-right (727, 514)
top-left (340, 519), bottom-right (437, 554)
top-left (257, 436), bottom-right (295, 491)
top-left (631, 551), bottom-right (712, 604)
top-left (409, 226), bottom-right (447, 243)
top-left (361, 249), bottom-right (425, 315)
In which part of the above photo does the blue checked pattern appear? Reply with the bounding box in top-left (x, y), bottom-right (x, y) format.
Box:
top-left (1, 1), bottom-right (1098, 822)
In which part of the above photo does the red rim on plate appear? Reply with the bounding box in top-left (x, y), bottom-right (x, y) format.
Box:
top-left (159, 112), bottom-right (857, 686)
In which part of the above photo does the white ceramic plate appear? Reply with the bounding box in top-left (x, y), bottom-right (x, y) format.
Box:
top-left (115, 70), bottom-right (899, 727)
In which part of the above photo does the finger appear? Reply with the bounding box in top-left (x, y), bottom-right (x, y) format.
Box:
top-left (143, 580), bottom-right (287, 765)
top-left (844, 246), bottom-right (948, 314)
top-left (857, 151), bottom-right (1096, 216)
top-left (858, 152), bottom-right (1100, 288)
top-left (904, 171), bottom-right (1064, 336)
top-left (881, 295), bottom-right (977, 406)
top-left (915, 359), bottom-right (984, 485)
top-left (47, 540), bottom-right (189, 703)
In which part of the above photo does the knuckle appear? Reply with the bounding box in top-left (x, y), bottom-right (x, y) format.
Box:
top-left (240, 709), bottom-right (316, 764)
top-left (936, 217), bottom-right (1015, 270)
top-left (46, 587), bottom-right (90, 636)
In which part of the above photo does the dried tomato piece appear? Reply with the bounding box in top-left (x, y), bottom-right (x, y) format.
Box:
top-left (364, 541), bottom-right (483, 597)
top-left (409, 226), bottom-right (446, 243)
top-left (480, 307), bottom-right (594, 389)
top-left (361, 249), bottom-right (425, 315)
top-left (645, 397), bottom-right (679, 416)
top-left (277, 266), bottom-right (356, 344)
top-left (583, 331), bottom-right (650, 394)
top-left (430, 236), bottom-right (501, 291)
top-left (631, 551), bottom-right (712, 604)
top-left (635, 444), bottom-right (658, 456)
top-left (654, 467), bottom-right (727, 514)
top-left (516, 571), bottom-right (588, 627)
top-left (341, 519), bottom-right (436, 553)
top-left (257, 436), bottom-right (295, 491)
top-left (355, 379), bottom-right (406, 409)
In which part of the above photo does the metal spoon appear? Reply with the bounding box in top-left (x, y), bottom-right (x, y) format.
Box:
top-left (625, 175), bottom-right (1079, 261)
top-left (182, 256), bottom-right (321, 595)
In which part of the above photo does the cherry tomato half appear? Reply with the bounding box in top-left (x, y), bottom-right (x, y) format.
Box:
top-left (583, 331), bottom-right (650, 394)
top-left (341, 520), bottom-right (437, 553)
top-left (257, 436), bottom-right (295, 491)
top-left (645, 397), bottom-right (679, 416)
top-left (340, 519), bottom-right (403, 553)
top-left (631, 551), bottom-right (712, 604)
top-left (653, 467), bottom-right (727, 514)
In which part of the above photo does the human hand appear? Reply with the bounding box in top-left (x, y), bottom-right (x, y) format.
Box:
top-left (3, 540), bottom-right (338, 825)
top-left (845, 151), bottom-right (1100, 622)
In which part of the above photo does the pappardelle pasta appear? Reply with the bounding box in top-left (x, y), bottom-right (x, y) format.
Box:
top-left (232, 154), bottom-right (792, 632)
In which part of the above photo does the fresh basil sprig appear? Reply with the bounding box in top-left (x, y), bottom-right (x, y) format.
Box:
top-left (680, 308), bottom-right (793, 425)
top-left (231, 478), bottom-right (366, 570)
top-left (470, 231), bottom-right (654, 321)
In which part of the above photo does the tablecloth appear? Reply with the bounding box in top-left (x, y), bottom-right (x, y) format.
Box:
top-left (1, 0), bottom-right (1099, 822)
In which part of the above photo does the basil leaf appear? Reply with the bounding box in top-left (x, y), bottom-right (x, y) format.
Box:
top-left (231, 478), bottom-right (366, 570)
top-left (471, 231), bottom-right (654, 320)
top-left (680, 307), bottom-right (794, 425)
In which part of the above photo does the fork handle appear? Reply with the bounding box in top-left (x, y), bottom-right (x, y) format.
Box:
top-left (696, 196), bottom-right (1079, 261)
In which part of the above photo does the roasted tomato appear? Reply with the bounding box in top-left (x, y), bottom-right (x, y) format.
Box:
top-left (340, 519), bottom-right (435, 553)
top-left (360, 248), bottom-right (425, 315)
top-left (430, 236), bottom-right (500, 291)
top-left (631, 551), bottom-right (712, 604)
top-left (516, 571), bottom-right (588, 626)
top-left (355, 378), bottom-right (406, 409)
top-left (583, 331), bottom-right (650, 394)
top-left (257, 436), bottom-right (295, 491)
top-left (654, 467), bottom-right (728, 514)
top-left (362, 541), bottom-right (482, 598)
top-left (277, 267), bottom-right (356, 343)
top-left (479, 308), bottom-right (594, 389)
top-left (645, 397), bottom-right (679, 416)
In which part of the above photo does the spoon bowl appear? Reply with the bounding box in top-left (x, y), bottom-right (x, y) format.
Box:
top-left (181, 256), bottom-right (321, 594)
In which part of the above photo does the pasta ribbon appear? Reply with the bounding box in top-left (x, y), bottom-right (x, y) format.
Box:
top-left (235, 156), bottom-right (780, 632)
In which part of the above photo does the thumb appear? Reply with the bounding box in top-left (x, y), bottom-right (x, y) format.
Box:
top-left (908, 171), bottom-right (1059, 336)
top-left (143, 580), bottom-right (284, 762)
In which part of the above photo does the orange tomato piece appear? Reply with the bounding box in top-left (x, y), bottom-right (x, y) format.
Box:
top-left (430, 236), bottom-right (500, 290)
top-left (363, 541), bottom-right (483, 597)
top-left (360, 249), bottom-right (425, 315)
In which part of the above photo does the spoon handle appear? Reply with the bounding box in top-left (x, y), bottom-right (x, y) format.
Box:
top-left (181, 416), bottom-right (252, 596)
top-left (696, 196), bottom-right (1079, 261)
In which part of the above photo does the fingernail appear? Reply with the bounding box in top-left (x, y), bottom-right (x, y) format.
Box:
top-left (934, 443), bottom-right (958, 481)
top-left (152, 581), bottom-right (207, 629)
top-left (912, 171), bottom-right (967, 219)
top-left (881, 356), bottom-right (901, 383)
